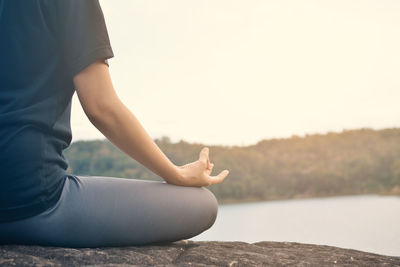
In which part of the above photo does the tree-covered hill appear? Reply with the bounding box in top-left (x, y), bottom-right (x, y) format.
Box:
top-left (64, 128), bottom-right (400, 203)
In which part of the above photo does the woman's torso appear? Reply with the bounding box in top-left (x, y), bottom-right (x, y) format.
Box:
top-left (0, 1), bottom-right (74, 222)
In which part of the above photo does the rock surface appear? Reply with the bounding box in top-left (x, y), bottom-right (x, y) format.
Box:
top-left (1, 240), bottom-right (399, 266)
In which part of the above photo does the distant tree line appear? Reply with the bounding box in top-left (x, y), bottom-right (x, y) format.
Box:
top-left (64, 128), bottom-right (400, 203)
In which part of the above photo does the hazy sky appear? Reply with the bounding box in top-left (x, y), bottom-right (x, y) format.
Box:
top-left (70, 0), bottom-right (400, 146)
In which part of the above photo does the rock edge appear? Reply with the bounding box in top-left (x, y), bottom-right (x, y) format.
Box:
top-left (1, 240), bottom-right (399, 266)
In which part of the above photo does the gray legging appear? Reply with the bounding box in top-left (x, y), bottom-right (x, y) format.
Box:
top-left (0, 175), bottom-right (218, 248)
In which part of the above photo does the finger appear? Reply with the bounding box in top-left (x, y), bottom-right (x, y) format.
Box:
top-left (209, 170), bottom-right (229, 185)
top-left (209, 163), bottom-right (214, 172)
top-left (199, 147), bottom-right (209, 164)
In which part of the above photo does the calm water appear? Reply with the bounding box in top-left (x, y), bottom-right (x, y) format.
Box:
top-left (190, 194), bottom-right (400, 257)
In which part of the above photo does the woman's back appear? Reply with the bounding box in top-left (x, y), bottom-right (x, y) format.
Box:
top-left (0, 0), bottom-right (113, 223)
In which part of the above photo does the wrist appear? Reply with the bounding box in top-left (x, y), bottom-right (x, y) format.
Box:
top-left (165, 164), bottom-right (185, 186)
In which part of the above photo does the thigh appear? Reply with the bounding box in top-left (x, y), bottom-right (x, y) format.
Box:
top-left (0, 175), bottom-right (218, 247)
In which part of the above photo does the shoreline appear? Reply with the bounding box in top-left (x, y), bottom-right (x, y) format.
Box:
top-left (217, 191), bottom-right (400, 205)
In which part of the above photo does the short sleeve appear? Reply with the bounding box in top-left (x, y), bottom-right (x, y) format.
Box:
top-left (58, 0), bottom-right (114, 78)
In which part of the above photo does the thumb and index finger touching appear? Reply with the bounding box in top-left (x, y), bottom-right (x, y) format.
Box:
top-left (199, 147), bottom-right (230, 184)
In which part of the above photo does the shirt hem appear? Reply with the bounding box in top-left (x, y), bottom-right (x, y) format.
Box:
top-left (70, 46), bottom-right (114, 78)
top-left (0, 174), bottom-right (67, 223)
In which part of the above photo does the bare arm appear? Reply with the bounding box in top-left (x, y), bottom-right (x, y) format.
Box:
top-left (73, 60), bottom-right (229, 187)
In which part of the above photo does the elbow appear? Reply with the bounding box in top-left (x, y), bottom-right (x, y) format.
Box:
top-left (83, 97), bottom-right (120, 125)
top-left (85, 109), bottom-right (104, 125)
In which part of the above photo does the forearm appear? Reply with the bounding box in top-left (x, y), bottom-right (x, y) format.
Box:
top-left (74, 61), bottom-right (228, 187)
top-left (88, 98), bottom-right (183, 185)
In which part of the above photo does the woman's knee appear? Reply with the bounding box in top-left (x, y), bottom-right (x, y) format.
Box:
top-left (197, 187), bottom-right (219, 230)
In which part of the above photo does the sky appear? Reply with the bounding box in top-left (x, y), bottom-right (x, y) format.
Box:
top-left (70, 0), bottom-right (400, 146)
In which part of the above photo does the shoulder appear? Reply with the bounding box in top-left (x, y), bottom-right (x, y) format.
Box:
top-left (40, 0), bottom-right (103, 19)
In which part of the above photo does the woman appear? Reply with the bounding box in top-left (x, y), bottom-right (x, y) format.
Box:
top-left (0, 0), bottom-right (229, 247)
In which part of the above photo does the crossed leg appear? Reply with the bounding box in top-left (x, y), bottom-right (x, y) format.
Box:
top-left (0, 175), bottom-right (218, 248)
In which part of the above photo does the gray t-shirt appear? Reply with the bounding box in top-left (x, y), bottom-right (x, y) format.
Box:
top-left (0, 0), bottom-right (114, 222)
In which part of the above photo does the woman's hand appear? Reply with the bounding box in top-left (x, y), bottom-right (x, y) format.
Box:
top-left (171, 147), bottom-right (230, 187)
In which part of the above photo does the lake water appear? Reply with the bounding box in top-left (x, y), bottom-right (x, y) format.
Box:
top-left (190, 194), bottom-right (400, 257)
